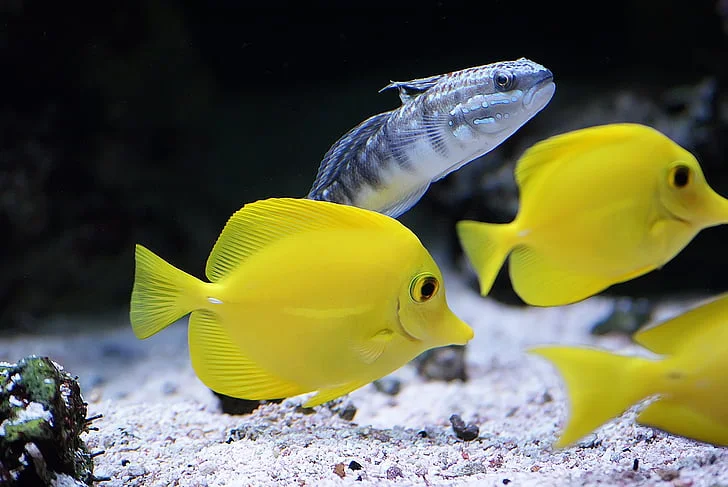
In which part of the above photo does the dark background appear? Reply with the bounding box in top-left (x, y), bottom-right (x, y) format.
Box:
top-left (2, 1), bottom-right (727, 331)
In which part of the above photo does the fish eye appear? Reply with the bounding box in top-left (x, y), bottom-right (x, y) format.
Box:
top-left (669, 165), bottom-right (692, 189)
top-left (494, 71), bottom-right (514, 91)
top-left (410, 273), bottom-right (440, 303)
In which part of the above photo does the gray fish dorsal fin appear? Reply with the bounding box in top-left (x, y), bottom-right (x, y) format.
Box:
top-left (379, 73), bottom-right (445, 104)
top-left (307, 111), bottom-right (392, 200)
top-left (205, 197), bottom-right (408, 282)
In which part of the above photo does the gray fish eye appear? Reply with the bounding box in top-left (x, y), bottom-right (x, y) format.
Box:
top-left (494, 71), bottom-right (514, 91)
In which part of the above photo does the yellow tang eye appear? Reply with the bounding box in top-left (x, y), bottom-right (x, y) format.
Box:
top-left (410, 273), bottom-right (440, 303)
top-left (669, 164), bottom-right (691, 189)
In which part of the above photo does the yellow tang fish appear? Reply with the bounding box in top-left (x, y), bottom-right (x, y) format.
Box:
top-left (531, 292), bottom-right (728, 447)
top-left (130, 198), bottom-right (473, 407)
top-left (456, 123), bottom-right (728, 306)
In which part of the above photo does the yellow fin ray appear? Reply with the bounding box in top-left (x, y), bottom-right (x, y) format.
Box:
top-left (530, 346), bottom-right (653, 448)
top-left (303, 381), bottom-right (370, 408)
top-left (633, 292), bottom-right (728, 355)
top-left (515, 123), bottom-right (653, 191)
top-left (509, 246), bottom-right (609, 306)
top-left (188, 310), bottom-right (306, 400)
top-left (351, 329), bottom-right (393, 365)
top-left (456, 220), bottom-right (513, 296)
top-left (637, 398), bottom-right (728, 446)
top-left (130, 244), bottom-right (203, 339)
top-left (205, 198), bottom-right (409, 282)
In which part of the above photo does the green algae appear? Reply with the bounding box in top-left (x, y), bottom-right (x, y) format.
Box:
top-left (1, 356), bottom-right (95, 486)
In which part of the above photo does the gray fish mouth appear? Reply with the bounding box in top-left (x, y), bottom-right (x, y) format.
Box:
top-left (523, 72), bottom-right (556, 108)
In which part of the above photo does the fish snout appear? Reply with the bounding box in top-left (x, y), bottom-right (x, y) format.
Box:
top-left (523, 75), bottom-right (556, 108)
top-left (702, 188), bottom-right (728, 227)
top-left (441, 309), bottom-right (474, 346)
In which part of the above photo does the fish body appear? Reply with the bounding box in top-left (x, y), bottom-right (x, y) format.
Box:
top-left (308, 58), bottom-right (555, 217)
top-left (531, 291), bottom-right (728, 447)
top-left (129, 198), bottom-right (473, 407)
top-left (457, 123), bottom-right (728, 306)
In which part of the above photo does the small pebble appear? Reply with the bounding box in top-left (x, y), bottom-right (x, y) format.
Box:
top-left (449, 414), bottom-right (479, 441)
top-left (348, 461), bottom-right (362, 471)
top-left (338, 403), bottom-right (357, 421)
top-left (161, 381), bottom-right (178, 395)
top-left (333, 463), bottom-right (346, 478)
top-left (656, 468), bottom-right (679, 481)
top-left (386, 466), bottom-right (404, 480)
top-left (503, 480), bottom-right (511, 485)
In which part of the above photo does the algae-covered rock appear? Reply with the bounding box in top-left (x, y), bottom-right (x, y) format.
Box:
top-left (0, 356), bottom-right (95, 486)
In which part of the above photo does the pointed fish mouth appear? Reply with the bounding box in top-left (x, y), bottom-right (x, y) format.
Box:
top-left (445, 311), bottom-right (474, 346)
top-left (523, 73), bottom-right (556, 109)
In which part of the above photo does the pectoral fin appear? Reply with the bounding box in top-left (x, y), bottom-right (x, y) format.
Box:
top-left (378, 183), bottom-right (431, 218)
top-left (351, 328), bottom-right (393, 365)
top-left (188, 310), bottom-right (306, 400)
top-left (637, 398), bottom-right (728, 446)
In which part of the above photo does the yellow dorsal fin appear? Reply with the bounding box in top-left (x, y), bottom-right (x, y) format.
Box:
top-left (515, 123), bottom-right (656, 191)
top-left (509, 246), bottom-right (611, 306)
top-left (205, 197), bottom-right (409, 282)
top-left (188, 310), bottom-right (306, 400)
top-left (633, 292), bottom-right (728, 355)
top-left (637, 398), bottom-right (728, 446)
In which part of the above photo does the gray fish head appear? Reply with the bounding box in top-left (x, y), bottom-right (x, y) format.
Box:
top-left (455, 58), bottom-right (555, 137)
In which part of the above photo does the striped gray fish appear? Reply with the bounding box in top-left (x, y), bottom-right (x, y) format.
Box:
top-left (307, 58), bottom-right (555, 217)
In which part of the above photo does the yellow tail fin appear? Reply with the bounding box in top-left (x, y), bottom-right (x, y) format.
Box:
top-left (530, 346), bottom-right (655, 447)
top-left (130, 244), bottom-right (204, 339)
top-left (455, 220), bottom-right (513, 296)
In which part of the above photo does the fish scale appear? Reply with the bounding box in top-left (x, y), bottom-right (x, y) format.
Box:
top-left (307, 57), bottom-right (555, 217)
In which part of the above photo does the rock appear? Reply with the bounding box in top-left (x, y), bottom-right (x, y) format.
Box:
top-left (591, 297), bottom-right (654, 336)
top-left (414, 346), bottom-right (467, 382)
top-left (0, 356), bottom-right (95, 485)
top-left (449, 414), bottom-right (479, 441)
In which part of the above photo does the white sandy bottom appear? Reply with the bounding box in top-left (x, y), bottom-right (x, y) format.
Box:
top-left (2, 269), bottom-right (727, 487)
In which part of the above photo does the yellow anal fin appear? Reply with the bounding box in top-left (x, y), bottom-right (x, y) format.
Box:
top-left (510, 246), bottom-right (609, 306)
top-left (303, 381), bottom-right (369, 408)
top-left (188, 310), bottom-right (306, 400)
top-left (637, 398), bottom-right (728, 447)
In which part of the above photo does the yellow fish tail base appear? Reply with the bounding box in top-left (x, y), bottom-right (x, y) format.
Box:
top-left (456, 220), bottom-right (513, 296)
top-left (529, 346), bottom-right (655, 448)
top-left (130, 244), bottom-right (205, 339)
